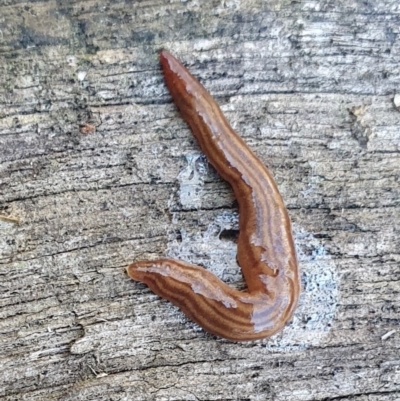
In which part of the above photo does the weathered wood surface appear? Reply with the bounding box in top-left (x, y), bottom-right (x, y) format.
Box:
top-left (0, 1), bottom-right (399, 400)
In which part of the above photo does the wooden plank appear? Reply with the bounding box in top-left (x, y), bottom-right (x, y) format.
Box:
top-left (0, 1), bottom-right (399, 399)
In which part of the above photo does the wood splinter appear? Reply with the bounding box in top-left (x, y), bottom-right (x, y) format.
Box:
top-left (0, 214), bottom-right (20, 224)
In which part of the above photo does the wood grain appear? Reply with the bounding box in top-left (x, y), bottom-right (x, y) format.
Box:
top-left (0, 0), bottom-right (399, 400)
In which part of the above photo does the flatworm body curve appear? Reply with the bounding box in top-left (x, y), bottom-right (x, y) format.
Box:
top-left (127, 50), bottom-right (300, 341)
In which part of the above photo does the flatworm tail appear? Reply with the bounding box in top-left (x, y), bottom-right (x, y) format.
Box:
top-left (127, 50), bottom-right (300, 341)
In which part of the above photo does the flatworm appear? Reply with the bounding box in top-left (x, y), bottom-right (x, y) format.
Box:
top-left (127, 50), bottom-right (300, 341)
